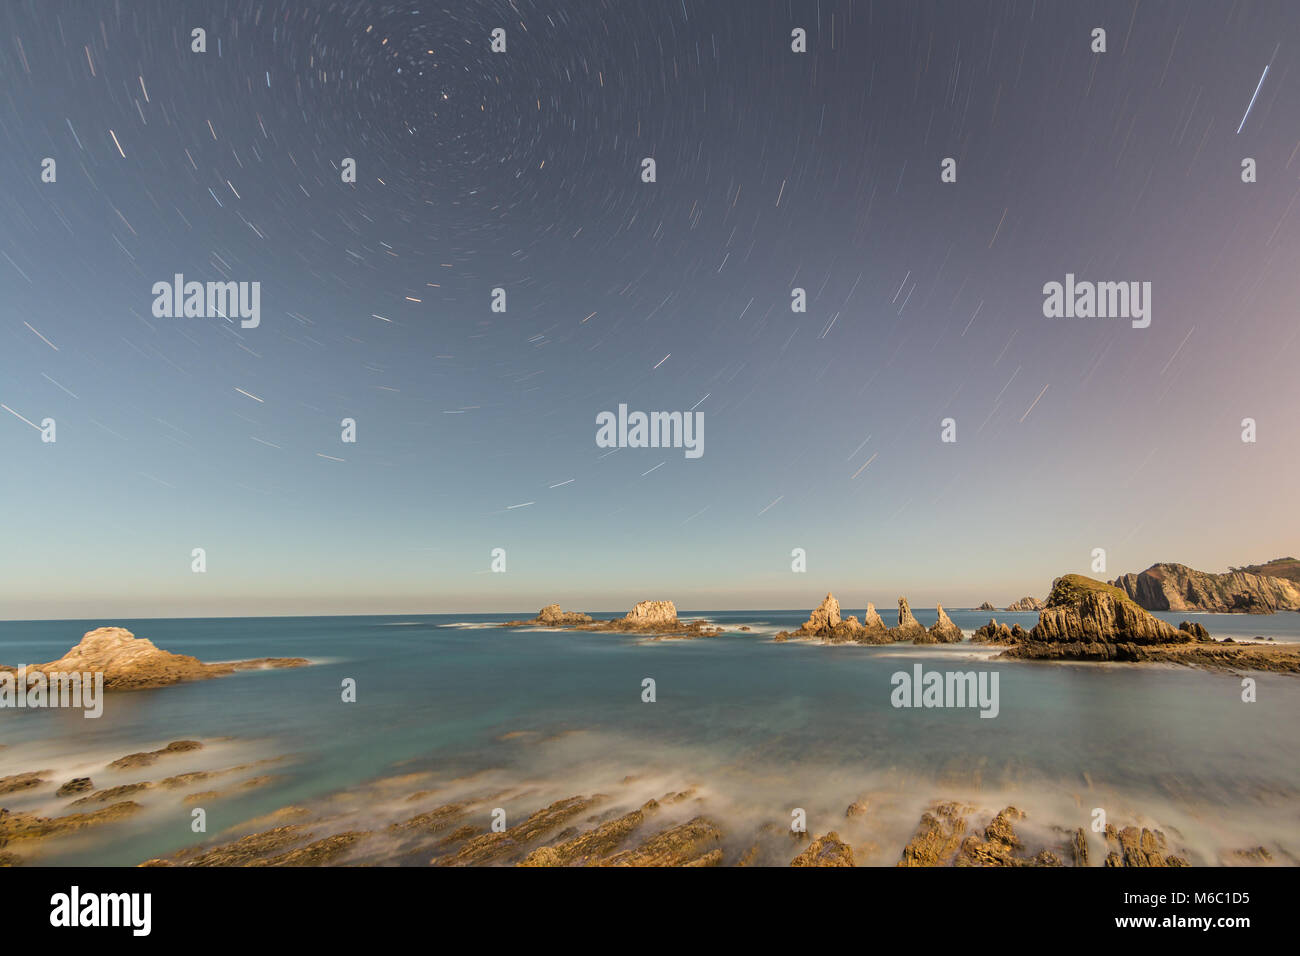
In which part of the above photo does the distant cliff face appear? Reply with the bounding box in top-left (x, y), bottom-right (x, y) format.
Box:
top-left (1110, 563), bottom-right (1300, 614)
top-left (1005, 596), bottom-right (1045, 612)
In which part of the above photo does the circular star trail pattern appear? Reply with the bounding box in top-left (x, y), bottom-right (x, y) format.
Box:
top-left (0, 0), bottom-right (1297, 615)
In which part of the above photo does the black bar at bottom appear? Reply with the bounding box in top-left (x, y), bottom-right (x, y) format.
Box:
top-left (1, 864), bottom-right (1284, 941)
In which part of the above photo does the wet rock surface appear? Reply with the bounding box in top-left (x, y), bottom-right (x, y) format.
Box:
top-left (55, 778), bottom-right (93, 797)
top-left (790, 831), bottom-right (855, 866)
top-left (0, 772), bottom-right (48, 796)
top-left (0, 801), bottom-right (141, 847)
top-left (108, 740), bottom-right (204, 770)
top-left (97, 762), bottom-right (1279, 868)
top-left (1103, 825), bottom-right (1190, 867)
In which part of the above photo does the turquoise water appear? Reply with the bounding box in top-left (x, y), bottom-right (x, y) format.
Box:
top-left (2, 610), bottom-right (1299, 866)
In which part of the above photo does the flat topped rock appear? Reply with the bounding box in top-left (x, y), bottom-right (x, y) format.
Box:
top-left (625, 600), bottom-right (679, 626)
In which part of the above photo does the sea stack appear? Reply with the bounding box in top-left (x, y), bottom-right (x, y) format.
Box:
top-left (1027, 575), bottom-right (1196, 645)
top-left (624, 600), bottom-right (680, 627)
top-left (802, 593), bottom-right (842, 634)
top-left (926, 605), bottom-right (964, 644)
top-left (890, 597), bottom-right (928, 643)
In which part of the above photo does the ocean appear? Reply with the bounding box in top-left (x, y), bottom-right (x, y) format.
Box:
top-left (3, 609), bottom-right (1299, 866)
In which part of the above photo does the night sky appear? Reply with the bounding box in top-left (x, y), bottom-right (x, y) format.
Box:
top-left (2, 1), bottom-right (1298, 618)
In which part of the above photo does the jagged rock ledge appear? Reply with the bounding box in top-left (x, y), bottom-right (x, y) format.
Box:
top-left (774, 593), bottom-right (964, 645)
top-left (505, 600), bottom-right (723, 639)
top-left (0, 627), bottom-right (309, 691)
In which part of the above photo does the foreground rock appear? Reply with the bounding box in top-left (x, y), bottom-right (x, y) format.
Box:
top-left (121, 765), bottom-right (1275, 867)
top-left (600, 817), bottom-right (723, 867)
top-left (1103, 825), bottom-right (1190, 867)
top-left (521, 802), bottom-right (657, 866)
top-left (790, 832), bottom-right (855, 866)
top-left (1111, 561), bottom-right (1300, 614)
top-left (432, 795), bottom-right (606, 866)
top-left (108, 740), bottom-right (203, 770)
top-left (56, 778), bottom-right (93, 797)
top-left (0, 772), bottom-right (48, 796)
top-left (0, 802), bottom-right (141, 846)
top-left (141, 824), bottom-right (369, 867)
top-left (957, 807), bottom-right (1062, 867)
top-left (0, 627), bottom-right (309, 691)
top-left (506, 601), bottom-right (722, 639)
top-left (898, 803), bottom-right (1087, 867)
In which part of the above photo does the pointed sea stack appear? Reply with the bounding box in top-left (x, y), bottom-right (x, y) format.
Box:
top-left (926, 605), bottom-right (964, 644)
top-left (889, 597), bottom-right (928, 643)
top-left (855, 602), bottom-right (893, 644)
top-left (802, 593), bottom-right (841, 634)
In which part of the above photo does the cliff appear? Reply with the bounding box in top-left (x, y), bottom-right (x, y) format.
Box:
top-left (1110, 562), bottom-right (1300, 614)
top-left (1005, 596), bottom-right (1045, 612)
top-left (1028, 575), bottom-right (1194, 645)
